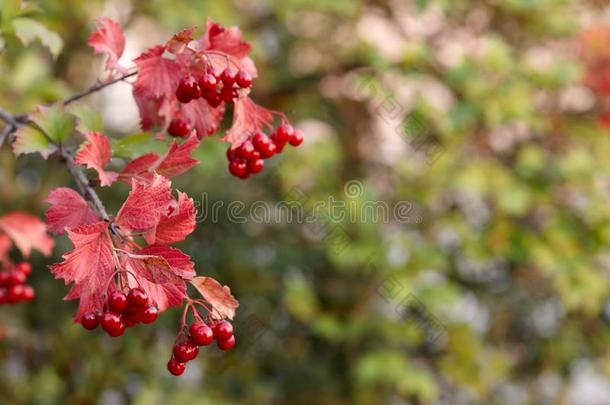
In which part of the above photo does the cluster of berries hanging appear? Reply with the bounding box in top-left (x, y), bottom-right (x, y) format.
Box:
top-left (226, 124), bottom-right (303, 179)
top-left (81, 283), bottom-right (159, 337)
top-left (0, 262), bottom-right (35, 305)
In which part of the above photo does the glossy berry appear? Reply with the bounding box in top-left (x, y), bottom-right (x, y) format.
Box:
top-left (189, 323), bottom-right (214, 346)
top-left (128, 287), bottom-right (148, 307)
top-left (213, 321), bottom-right (234, 341)
top-left (220, 68), bottom-right (237, 86)
top-left (81, 311), bottom-right (100, 330)
top-left (248, 158), bottom-right (264, 174)
top-left (108, 291), bottom-right (128, 314)
top-left (21, 285), bottom-right (35, 302)
top-left (217, 335), bottom-right (236, 351)
top-left (16, 262), bottom-right (32, 276)
top-left (167, 358), bottom-right (186, 376)
top-left (168, 118), bottom-right (191, 137)
top-left (6, 285), bottom-right (24, 303)
top-left (220, 86), bottom-right (238, 103)
top-left (236, 70), bottom-right (252, 88)
top-left (253, 133), bottom-right (277, 158)
top-left (229, 159), bottom-right (248, 178)
top-left (275, 124), bottom-right (294, 144)
top-left (204, 91), bottom-right (222, 108)
top-left (236, 140), bottom-right (256, 160)
top-left (176, 75), bottom-right (201, 103)
top-left (101, 312), bottom-right (125, 337)
top-left (173, 341), bottom-right (199, 363)
top-left (198, 73), bottom-right (217, 92)
top-left (289, 128), bottom-right (304, 146)
top-left (141, 306), bottom-right (159, 324)
top-left (8, 271), bottom-right (26, 286)
top-left (0, 272), bottom-right (8, 286)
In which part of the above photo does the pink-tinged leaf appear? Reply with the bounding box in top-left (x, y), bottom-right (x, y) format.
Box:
top-left (222, 97), bottom-right (274, 148)
top-left (133, 45), bottom-right (181, 100)
top-left (12, 126), bottom-right (56, 159)
top-left (125, 245), bottom-right (194, 311)
top-left (0, 234), bottom-right (12, 264)
top-left (120, 134), bottom-right (200, 183)
top-left (166, 27), bottom-right (196, 55)
top-left (199, 19), bottom-right (257, 77)
top-left (115, 174), bottom-right (173, 232)
top-left (0, 212), bottom-right (54, 257)
top-left (75, 132), bottom-right (118, 187)
top-left (87, 17), bottom-right (127, 75)
top-left (144, 192), bottom-right (196, 245)
top-left (50, 222), bottom-right (113, 321)
top-left (190, 276), bottom-right (239, 320)
top-left (181, 97), bottom-right (225, 139)
top-left (45, 188), bottom-right (100, 234)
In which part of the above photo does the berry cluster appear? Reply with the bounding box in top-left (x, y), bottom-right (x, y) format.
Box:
top-left (176, 67), bottom-right (252, 107)
top-left (167, 320), bottom-right (235, 376)
top-left (0, 262), bottom-right (35, 305)
top-left (80, 287), bottom-right (159, 337)
top-left (227, 124), bottom-right (304, 179)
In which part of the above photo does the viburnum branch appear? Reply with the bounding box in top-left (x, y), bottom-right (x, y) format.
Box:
top-left (63, 70), bottom-right (137, 106)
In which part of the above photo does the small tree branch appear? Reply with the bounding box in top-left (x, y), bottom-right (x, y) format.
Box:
top-left (63, 71), bottom-right (137, 106)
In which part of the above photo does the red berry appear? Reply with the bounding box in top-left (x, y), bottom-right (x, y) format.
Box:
top-left (21, 285), bottom-right (35, 302)
top-left (167, 358), bottom-right (186, 376)
top-left (220, 68), bottom-right (237, 86)
top-left (141, 306), bottom-right (159, 324)
top-left (168, 118), bottom-right (191, 138)
top-left (123, 313), bottom-right (140, 327)
top-left (253, 133), bottom-right (277, 159)
top-left (101, 312), bottom-right (125, 337)
top-left (248, 158), bottom-right (264, 174)
top-left (107, 291), bottom-right (128, 314)
top-left (16, 262), bottom-right (32, 276)
top-left (189, 323), bottom-right (214, 346)
top-left (81, 311), bottom-right (100, 330)
top-left (0, 272), bottom-right (8, 287)
top-left (176, 75), bottom-right (201, 103)
top-left (226, 147), bottom-right (236, 160)
top-left (217, 335), bottom-right (236, 351)
top-left (8, 271), bottom-right (26, 286)
top-left (275, 124), bottom-right (294, 144)
top-left (6, 284), bottom-right (24, 303)
top-left (236, 141), bottom-right (256, 160)
top-left (0, 289), bottom-right (7, 304)
top-left (213, 321), bottom-right (234, 341)
top-left (236, 70), bottom-right (252, 88)
top-left (198, 73), bottom-right (217, 92)
top-left (289, 128), bottom-right (304, 146)
top-left (173, 341), bottom-right (199, 362)
top-left (128, 287), bottom-right (148, 307)
top-left (229, 159), bottom-right (248, 178)
top-left (220, 86), bottom-right (238, 103)
top-left (204, 91), bottom-right (222, 108)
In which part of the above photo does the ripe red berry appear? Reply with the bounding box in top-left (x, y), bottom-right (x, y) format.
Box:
top-left (226, 147), bottom-right (236, 160)
top-left (229, 159), bottom-right (248, 178)
top-left (189, 323), bottom-right (214, 346)
top-left (0, 289), bottom-right (7, 304)
top-left (167, 358), bottom-right (186, 376)
top-left (21, 285), bottom-right (35, 302)
top-left (220, 68), bottom-right (237, 86)
top-left (173, 341), bottom-right (199, 363)
top-left (236, 140), bottom-right (256, 160)
top-left (8, 271), bottom-right (26, 286)
top-left (248, 158), bottom-right (264, 174)
top-left (168, 118), bottom-right (191, 138)
top-left (253, 133), bottom-right (277, 158)
top-left (236, 70), bottom-right (252, 88)
top-left (275, 124), bottom-right (294, 144)
top-left (220, 86), bottom-right (238, 103)
top-left (204, 91), bottom-right (222, 108)
top-left (141, 306), bottom-right (159, 324)
top-left (128, 287), bottom-right (148, 307)
top-left (217, 335), bottom-right (236, 351)
top-left (176, 75), bottom-right (201, 103)
top-left (289, 128), bottom-right (304, 146)
top-left (6, 284), bottom-right (24, 303)
top-left (213, 321), bottom-right (234, 341)
top-left (81, 311), bottom-right (100, 330)
top-left (101, 312), bottom-right (125, 337)
top-left (16, 262), bottom-right (32, 276)
top-left (198, 73), bottom-right (218, 93)
top-left (108, 291), bottom-right (128, 314)
top-left (0, 272), bottom-right (8, 287)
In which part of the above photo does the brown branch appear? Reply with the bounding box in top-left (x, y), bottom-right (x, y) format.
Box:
top-left (63, 71), bottom-right (137, 106)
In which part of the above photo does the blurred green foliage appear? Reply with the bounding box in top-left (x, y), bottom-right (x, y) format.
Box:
top-left (1, 0), bottom-right (609, 404)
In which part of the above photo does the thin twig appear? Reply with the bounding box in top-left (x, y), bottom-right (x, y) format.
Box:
top-left (63, 71), bottom-right (137, 106)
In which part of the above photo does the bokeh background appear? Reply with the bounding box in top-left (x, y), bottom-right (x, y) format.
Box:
top-left (1, 0), bottom-right (610, 403)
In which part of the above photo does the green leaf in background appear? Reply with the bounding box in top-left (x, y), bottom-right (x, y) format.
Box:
top-left (11, 17), bottom-right (62, 58)
top-left (12, 125), bottom-right (55, 158)
top-left (32, 104), bottom-right (75, 143)
top-left (111, 132), bottom-right (165, 159)
top-left (68, 104), bottom-right (103, 134)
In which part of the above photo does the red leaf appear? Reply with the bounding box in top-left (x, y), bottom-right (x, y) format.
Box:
top-left (221, 97), bottom-right (274, 148)
top-left (120, 134), bottom-right (200, 183)
top-left (75, 132), bottom-right (118, 187)
top-left (133, 45), bottom-right (181, 100)
top-left (0, 212), bottom-right (54, 258)
top-left (190, 276), bottom-right (239, 320)
top-left (45, 188), bottom-right (100, 234)
top-left (199, 18), bottom-right (257, 77)
top-left (50, 222), bottom-right (114, 321)
top-left (144, 192), bottom-right (196, 245)
top-left (125, 245), bottom-right (194, 310)
top-left (115, 174), bottom-right (173, 232)
top-left (0, 234), bottom-right (12, 264)
top-left (87, 18), bottom-right (127, 75)
top-left (181, 98), bottom-right (225, 139)
top-left (166, 27), bottom-right (196, 55)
